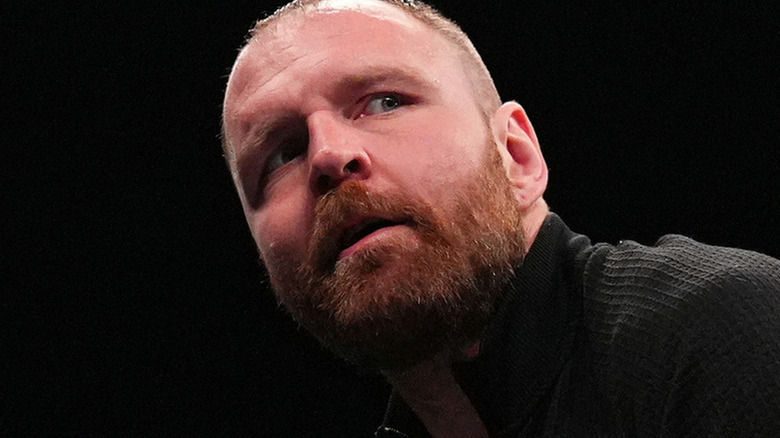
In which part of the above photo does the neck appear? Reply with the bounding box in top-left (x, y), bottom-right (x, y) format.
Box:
top-left (384, 352), bottom-right (488, 438)
top-left (520, 198), bottom-right (549, 254)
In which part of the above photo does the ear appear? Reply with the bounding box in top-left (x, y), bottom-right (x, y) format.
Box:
top-left (490, 101), bottom-right (548, 209)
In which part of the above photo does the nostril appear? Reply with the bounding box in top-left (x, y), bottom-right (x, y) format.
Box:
top-left (316, 174), bottom-right (334, 193)
top-left (344, 159), bottom-right (360, 174)
top-left (311, 157), bottom-right (366, 196)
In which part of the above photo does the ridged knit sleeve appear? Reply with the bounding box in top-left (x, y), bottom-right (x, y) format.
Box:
top-left (582, 235), bottom-right (780, 437)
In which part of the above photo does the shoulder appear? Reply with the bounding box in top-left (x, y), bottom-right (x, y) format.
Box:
top-left (587, 234), bottom-right (780, 294)
top-left (581, 234), bottom-right (780, 324)
top-left (579, 235), bottom-right (780, 435)
top-left (581, 233), bottom-right (780, 351)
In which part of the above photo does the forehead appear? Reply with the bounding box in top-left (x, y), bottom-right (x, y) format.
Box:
top-left (224, 3), bottom-right (461, 110)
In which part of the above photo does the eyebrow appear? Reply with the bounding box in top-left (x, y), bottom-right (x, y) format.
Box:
top-left (234, 66), bottom-right (435, 173)
top-left (331, 66), bottom-right (435, 98)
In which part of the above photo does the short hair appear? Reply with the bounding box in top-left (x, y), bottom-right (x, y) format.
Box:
top-left (222, 0), bottom-right (501, 156)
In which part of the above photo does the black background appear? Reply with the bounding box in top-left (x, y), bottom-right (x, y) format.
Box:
top-left (4, 1), bottom-right (778, 436)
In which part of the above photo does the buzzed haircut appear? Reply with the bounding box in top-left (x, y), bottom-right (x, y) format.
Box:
top-left (249, 0), bottom-right (499, 114)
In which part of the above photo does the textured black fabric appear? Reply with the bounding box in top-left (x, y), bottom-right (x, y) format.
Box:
top-left (376, 213), bottom-right (780, 437)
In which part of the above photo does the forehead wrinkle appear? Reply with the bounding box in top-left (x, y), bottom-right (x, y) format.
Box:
top-left (227, 51), bottom-right (312, 153)
top-left (231, 48), bottom-right (307, 113)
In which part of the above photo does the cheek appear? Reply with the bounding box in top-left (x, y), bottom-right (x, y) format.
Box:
top-left (247, 196), bottom-right (312, 264)
top-left (400, 140), bottom-right (484, 202)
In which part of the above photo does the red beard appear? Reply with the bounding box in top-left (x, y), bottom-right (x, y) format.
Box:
top-left (264, 146), bottom-right (526, 371)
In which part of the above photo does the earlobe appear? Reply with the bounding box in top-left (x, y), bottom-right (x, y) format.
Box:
top-left (491, 102), bottom-right (548, 209)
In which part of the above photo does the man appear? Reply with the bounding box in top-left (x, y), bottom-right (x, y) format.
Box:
top-left (221, 0), bottom-right (780, 436)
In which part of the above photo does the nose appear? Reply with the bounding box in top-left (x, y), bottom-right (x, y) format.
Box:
top-left (307, 111), bottom-right (371, 196)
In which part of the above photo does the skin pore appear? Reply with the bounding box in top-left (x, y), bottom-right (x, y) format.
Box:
top-left (222, 1), bottom-right (550, 436)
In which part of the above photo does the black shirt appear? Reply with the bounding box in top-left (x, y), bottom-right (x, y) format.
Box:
top-left (377, 213), bottom-right (780, 437)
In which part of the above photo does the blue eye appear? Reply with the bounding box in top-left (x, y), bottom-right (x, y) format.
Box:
top-left (362, 94), bottom-right (403, 116)
top-left (265, 140), bottom-right (305, 174)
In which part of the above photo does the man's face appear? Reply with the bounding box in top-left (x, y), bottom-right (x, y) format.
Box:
top-left (223, 2), bottom-right (525, 370)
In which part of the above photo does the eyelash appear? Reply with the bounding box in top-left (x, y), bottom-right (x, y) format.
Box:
top-left (263, 138), bottom-right (306, 179)
top-left (358, 92), bottom-right (408, 118)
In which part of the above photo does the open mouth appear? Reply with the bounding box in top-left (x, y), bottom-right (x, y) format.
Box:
top-left (338, 217), bottom-right (407, 255)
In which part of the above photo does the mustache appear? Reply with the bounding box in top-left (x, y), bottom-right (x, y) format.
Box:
top-left (306, 181), bottom-right (438, 270)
